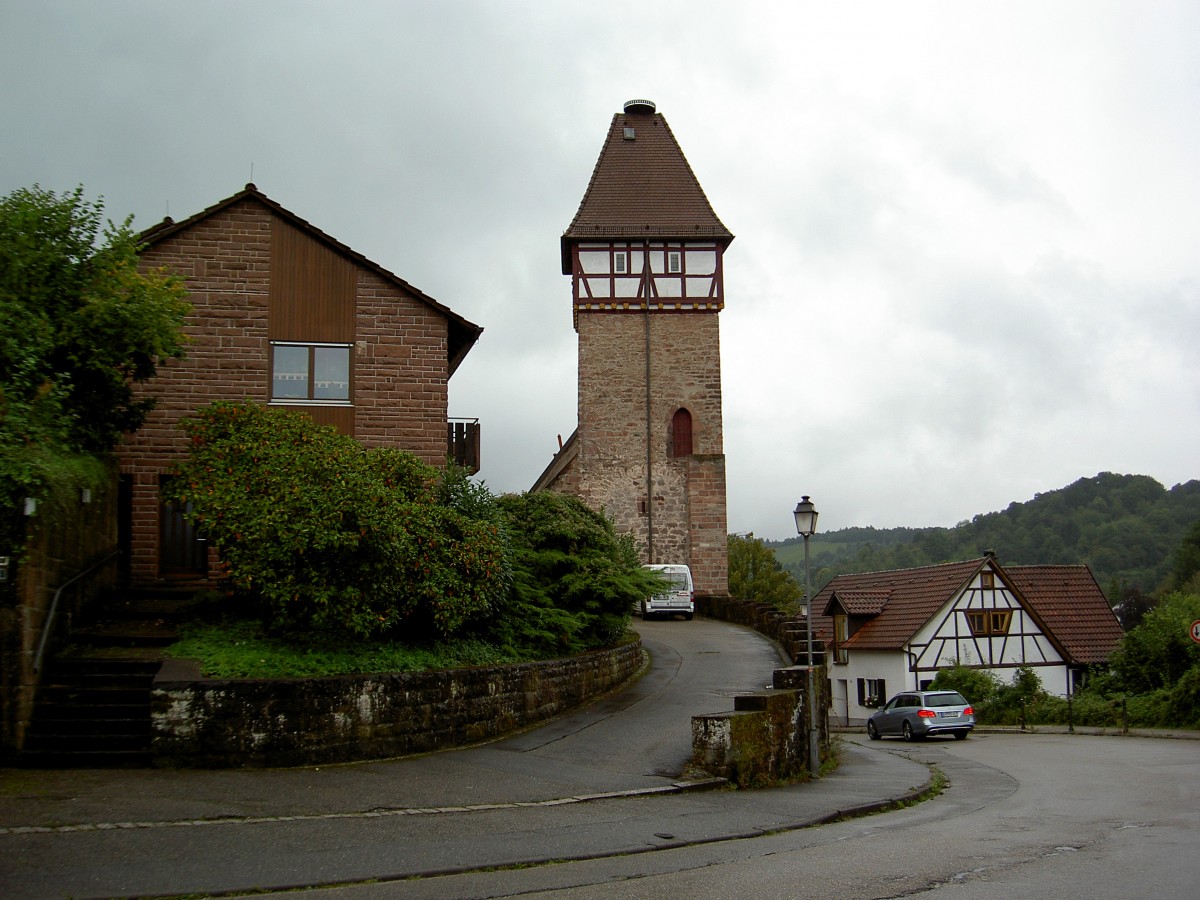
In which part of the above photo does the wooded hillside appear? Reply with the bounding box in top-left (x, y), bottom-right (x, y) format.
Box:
top-left (769, 473), bottom-right (1200, 602)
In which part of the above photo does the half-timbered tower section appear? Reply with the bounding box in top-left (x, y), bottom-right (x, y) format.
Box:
top-left (120, 184), bottom-right (482, 585)
top-left (807, 554), bottom-right (1124, 726)
top-left (534, 100), bottom-right (733, 598)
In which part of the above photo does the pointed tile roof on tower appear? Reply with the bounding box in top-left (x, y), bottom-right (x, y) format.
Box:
top-left (561, 100), bottom-right (733, 273)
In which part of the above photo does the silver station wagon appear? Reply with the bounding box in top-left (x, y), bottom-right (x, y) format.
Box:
top-left (866, 690), bottom-right (975, 741)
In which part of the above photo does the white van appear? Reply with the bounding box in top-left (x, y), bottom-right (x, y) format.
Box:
top-left (640, 564), bottom-right (695, 620)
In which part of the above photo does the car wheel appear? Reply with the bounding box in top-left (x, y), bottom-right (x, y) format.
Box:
top-left (867, 720), bottom-right (880, 740)
top-left (902, 721), bottom-right (915, 742)
top-left (953, 730), bottom-right (968, 740)
top-left (684, 612), bottom-right (694, 621)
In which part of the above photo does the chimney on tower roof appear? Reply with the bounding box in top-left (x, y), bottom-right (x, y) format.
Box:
top-left (622, 99), bottom-right (656, 114)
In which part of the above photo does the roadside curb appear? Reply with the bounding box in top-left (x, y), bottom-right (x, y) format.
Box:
top-left (833, 724), bottom-right (1200, 740)
top-left (0, 776), bottom-right (733, 837)
top-left (388, 772), bottom-right (937, 887)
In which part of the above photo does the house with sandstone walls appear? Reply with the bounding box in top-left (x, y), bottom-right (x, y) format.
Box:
top-left (533, 100), bottom-right (732, 599)
top-left (120, 183), bottom-right (482, 585)
top-left (807, 553), bottom-right (1124, 726)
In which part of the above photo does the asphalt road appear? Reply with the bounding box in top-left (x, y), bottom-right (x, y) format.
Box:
top-left (482, 732), bottom-right (1199, 900)
top-left (1, 617), bottom-right (803, 897)
top-left (2, 617), bottom-right (1196, 899)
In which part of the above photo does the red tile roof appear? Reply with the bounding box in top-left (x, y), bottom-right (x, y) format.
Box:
top-left (1005, 565), bottom-right (1124, 665)
top-left (815, 559), bottom-right (984, 651)
top-left (834, 589), bottom-right (892, 615)
top-left (561, 105), bottom-right (732, 273)
top-left (810, 557), bottom-right (1123, 665)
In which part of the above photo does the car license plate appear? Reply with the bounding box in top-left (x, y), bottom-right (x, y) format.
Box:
top-left (938, 711), bottom-right (959, 718)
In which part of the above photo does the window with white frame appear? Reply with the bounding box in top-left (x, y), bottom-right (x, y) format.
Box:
top-left (833, 614), bottom-right (849, 664)
top-left (271, 342), bottom-right (351, 403)
top-left (667, 250), bottom-right (682, 273)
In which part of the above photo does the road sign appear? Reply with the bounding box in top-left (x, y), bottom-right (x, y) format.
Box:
top-left (1191, 619), bottom-right (1200, 644)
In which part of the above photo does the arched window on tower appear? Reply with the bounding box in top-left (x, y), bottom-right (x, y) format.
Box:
top-left (670, 407), bottom-right (693, 458)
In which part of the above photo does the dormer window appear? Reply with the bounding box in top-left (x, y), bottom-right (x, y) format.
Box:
top-left (833, 614), bottom-right (849, 664)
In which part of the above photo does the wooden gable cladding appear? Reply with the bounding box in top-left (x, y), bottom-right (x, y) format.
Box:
top-left (303, 406), bottom-right (355, 434)
top-left (269, 217), bottom-right (356, 342)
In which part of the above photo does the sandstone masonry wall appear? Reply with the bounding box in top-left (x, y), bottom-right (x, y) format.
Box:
top-left (151, 640), bottom-right (645, 767)
top-left (573, 311), bottom-right (728, 595)
top-left (124, 197), bottom-right (454, 585)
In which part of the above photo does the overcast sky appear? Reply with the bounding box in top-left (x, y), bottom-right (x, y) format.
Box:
top-left (3, 2), bottom-right (1197, 540)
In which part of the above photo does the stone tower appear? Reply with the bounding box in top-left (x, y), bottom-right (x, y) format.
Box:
top-left (533, 100), bottom-right (732, 598)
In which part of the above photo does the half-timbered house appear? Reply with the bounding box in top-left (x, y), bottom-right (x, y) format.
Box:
top-left (810, 553), bottom-right (1124, 726)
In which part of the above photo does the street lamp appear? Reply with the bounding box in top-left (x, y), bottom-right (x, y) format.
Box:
top-left (793, 495), bottom-right (821, 778)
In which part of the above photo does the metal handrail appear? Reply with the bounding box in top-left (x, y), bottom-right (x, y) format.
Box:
top-left (32, 549), bottom-right (120, 674)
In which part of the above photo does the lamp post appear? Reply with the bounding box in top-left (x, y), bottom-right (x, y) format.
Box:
top-left (793, 495), bottom-right (821, 778)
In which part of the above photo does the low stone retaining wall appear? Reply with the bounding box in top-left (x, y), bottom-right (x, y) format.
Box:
top-left (151, 640), bottom-right (645, 768)
top-left (691, 689), bottom-right (803, 787)
top-left (690, 665), bottom-right (829, 786)
top-left (690, 596), bottom-right (831, 786)
top-left (697, 595), bottom-right (824, 666)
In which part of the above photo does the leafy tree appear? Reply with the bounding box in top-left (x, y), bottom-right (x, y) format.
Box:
top-left (165, 402), bottom-right (509, 640)
top-left (1, 185), bottom-right (189, 555)
top-left (0, 185), bottom-right (189, 453)
top-left (487, 491), bottom-right (657, 657)
top-left (728, 532), bottom-right (802, 611)
top-left (1112, 583), bottom-right (1155, 631)
top-left (770, 473), bottom-right (1200, 602)
top-left (1170, 519), bottom-right (1200, 593)
top-left (1111, 591), bottom-right (1200, 695)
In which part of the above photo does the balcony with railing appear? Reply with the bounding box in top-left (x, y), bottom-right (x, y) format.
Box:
top-left (448, 418), bottom-right (480, 473)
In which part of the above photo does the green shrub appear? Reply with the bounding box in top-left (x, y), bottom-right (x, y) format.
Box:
top-left (982, 665), bottom-right (1046, 724)
top-left (167, 617), bottom-right (524, 678)
top-left (728, 532), bottom-right (802, 612)
top-left (165, 402), bottom-right (509, 641)
top-left (1059, 690), bottom-right (1120, 727)
top-left (481, 491), bottom-right (656, 657)
top-left (1166, 663), bottom-right (1200, 727)
top-left (928, 661), bottom-right (1000, 705)
top-left (1112, 591), bottom-right (1200, 694)
top-left (1, 184), bottom-right (189, 562)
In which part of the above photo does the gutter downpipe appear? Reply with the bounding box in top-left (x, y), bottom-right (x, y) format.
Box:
top-left (642, 241), bottom-right (655, 563)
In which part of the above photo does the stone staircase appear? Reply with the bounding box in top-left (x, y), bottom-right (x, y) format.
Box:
top-left (20, 589), bottom-right (197, 768)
